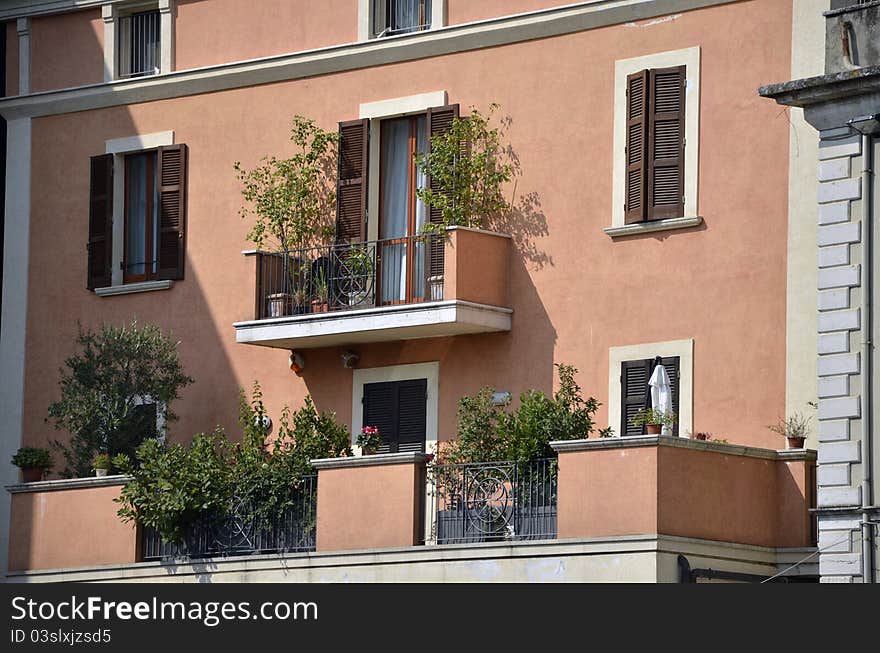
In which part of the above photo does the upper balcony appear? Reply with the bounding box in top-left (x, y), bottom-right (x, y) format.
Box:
top-left (233, 227), bottom-right (512, 350)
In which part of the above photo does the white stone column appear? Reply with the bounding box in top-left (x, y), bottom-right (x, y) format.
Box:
top-left (102, 4), bottom-right (117, 82)
top-left (0, 118), bottom-right (32, 577)
top-left (159, 0), bottom-right (174, 74)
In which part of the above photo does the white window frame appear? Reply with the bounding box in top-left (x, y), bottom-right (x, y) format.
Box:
top-left (94, 130), bottom-right (175, 296)
top-left (358, 0), bottom-right (446, 41)
top-left (102, 0), bottom-right (174, 82)
top-left (608, 339), bottom-right (693, 438)
top-left (607, 46), bottom-right (701, 237)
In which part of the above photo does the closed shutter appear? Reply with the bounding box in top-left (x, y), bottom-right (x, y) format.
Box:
top-left (621, 356), bottom-right (680, 436)
top-left (621, 359), bottom-right (650, 436)
top-left (647, 66), bottom-right (685, 220)
top-left (624, 70), bottom-right (648, 224)
top-left (156, 144), bottom-right (187, 280)
top-left (336, 119), bottom-right (369, 243)
top-left (362, 379), bottom-right (428, 454)
top-left (87, 154), bottom-right (114, 290)
top-left (425, 104), bottom-right (459, 277)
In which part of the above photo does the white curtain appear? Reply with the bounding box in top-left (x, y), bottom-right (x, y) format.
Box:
top-left (380, 117), bottom-right (428, 302)
top-left (391, 0), bottom-right (429, 33)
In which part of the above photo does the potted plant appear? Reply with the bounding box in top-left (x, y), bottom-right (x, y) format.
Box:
top-left (768, 412), bottom-right (811, 449)
top-left (630, 407), bottom-right (677, 435)
top-left (11, 447), bottom-right (53, 483)
top-left (691, 431), bottom-right (712, 441)
top-left (92, 453), bottom-right (111, 477)
top-left (357, 426), bottom-right (382, 455)
top-left (311, 269), bottom-right (329, 313)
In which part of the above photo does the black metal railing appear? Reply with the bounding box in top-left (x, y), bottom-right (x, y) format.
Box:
top-left (118, 10), bottom-right (161, 79)
top-left (253, 234), bottom-right (444, 320)
top-left (431, 459), bottom-right (558, 545)
top-left (141, 475), bottom-right (317, 561)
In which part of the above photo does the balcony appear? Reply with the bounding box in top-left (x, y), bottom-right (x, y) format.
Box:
top-left (233, 227), bottom-right (512, 350)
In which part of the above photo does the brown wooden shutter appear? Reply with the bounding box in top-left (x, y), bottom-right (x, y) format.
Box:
top-left (621, 359), bottom-right (650, 436)
top-left (660, 356), bottom-right (681, 437)
top-left (625, 70), bottom-right (649, 224)
top-left (363, 381), bottom-right (397, 455)
top-left (87, 154), bottom-right (114, 290)
top-left (156, 144), bottom-right (187, 280)
top-left (425, 104), bottom-right (459, 277)
top-left (647, 66), bottom-right (685, 220)
top-left (336, 119), bottom-right (369, 243)
top-left (362, 379), bottom-right (428, 454)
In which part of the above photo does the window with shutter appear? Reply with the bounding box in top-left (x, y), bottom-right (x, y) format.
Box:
top-left (372, 0), bottom-right (432, 37)
top-left (87, 154), bottom-right (114, 290)
top-left (362, 378), bottom-right (427, 453)
top-left (624, 66), bottom-right (686, 223)
top-left (90, 142), bottom-right (187, 291)
top-left (620, 356), bottom-right (680, 436)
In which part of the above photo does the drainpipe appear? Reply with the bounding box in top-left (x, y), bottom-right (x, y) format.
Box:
top-left (859, 131), bottom-right (876, 583)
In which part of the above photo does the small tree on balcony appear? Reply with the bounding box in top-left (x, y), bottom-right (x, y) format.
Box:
top-left (234, 116), bottom-right (339, 252)
top-left (47, 321), bottom-right (193, 478)
top-left (414, 103), bottom-right (514, 234)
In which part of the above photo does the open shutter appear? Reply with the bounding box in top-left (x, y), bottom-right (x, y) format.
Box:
top-left (87, 154), bottom-right (114, 290)
top-left (425, 104), bottom-right (459, 277)
top-left (397, 379), bottom-right (427, 453)
top-left (156, 144), bottom-right (187, 280)
top-left (363, 381), bottom-right (398, 454)
top-left (660, 356), bottom-right (681, 437)
top-left (647, 66), bottom-right (685, 220)
top-left (621, 359), bottom-right (650, 436)
top-left (625, 70), bottom-right (649, 224)
top-left (336, 119), bottom-right (369, 243)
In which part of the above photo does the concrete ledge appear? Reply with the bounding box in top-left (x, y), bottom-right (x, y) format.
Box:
top-left (603, 216), bottom-right (703, 238)
top-left (3, 533), bottom-right (813, 583)
top-left (6, 475), bottom-right (130, 494)
top-left (311, 452), bottom-right (430, 469)
top-left (94, 280), bottom-right (173, 297)
top-left (549, 435), bottom-right (816, 462)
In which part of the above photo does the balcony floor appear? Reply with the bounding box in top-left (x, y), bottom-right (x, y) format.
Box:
top-left (233, 300), bottom-right (513, 350)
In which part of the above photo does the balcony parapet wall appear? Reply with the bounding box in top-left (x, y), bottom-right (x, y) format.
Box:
top-left (550, 436), bottom-right (816, 548)
top-left (6, 475), bottom-right (138, 572)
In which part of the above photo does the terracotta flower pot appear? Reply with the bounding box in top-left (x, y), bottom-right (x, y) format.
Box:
top-left (362, 446), bottom-right (377, 456)
top-left (646, 424), bottom-right (662, 435)
top-left (21, 467), bottom-right (44, 483)
top-left (787, 436), bottom-right (805, 449)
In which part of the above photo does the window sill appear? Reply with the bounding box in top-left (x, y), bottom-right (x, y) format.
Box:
top-left (94, 280), bottom-right (173, 297)
top-left (603, 216), bottom-right (703, 239)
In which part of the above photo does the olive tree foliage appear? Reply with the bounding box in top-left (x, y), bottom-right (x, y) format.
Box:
top-left (414, 103), bottom-right (514, 233)
top-left (47, 321), bottom-right (193, 477)
top-left (234, 116), bottom-right (339, 252)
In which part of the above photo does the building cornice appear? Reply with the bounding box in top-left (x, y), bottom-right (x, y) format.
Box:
top-left (550, 435), bottom-right (817, 461)
top-left (759, 66), bottom-right (880, 108)
top-left (6, 475), bottom-right (130, 494)
top-left (0, 0), bottom-right (737, 120)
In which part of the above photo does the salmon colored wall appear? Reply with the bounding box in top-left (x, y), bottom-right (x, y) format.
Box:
top-left (29, 9), bottom-right (103, 93)
top-left (556, 444), bottom-right (813, 547)
top-left (5, 22), bottom-right (18, 96)
top-left (444, 228), bottom-right (511, 307)
top-left (557, 447), bottom-right (659, 539)
top-left (448, 0), bottom-right (568, 25)
top-left (8, 484), bottom-right (138, 571)
top-left (22, 0), bottom-right (792, 468)
top-left (315, 461), bottom-right (424, 551)
top-left (174, 0), bottom-right (357, 71)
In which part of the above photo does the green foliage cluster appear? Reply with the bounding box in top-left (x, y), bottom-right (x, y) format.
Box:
top-left (630, 407), bottom-right (677, 429)
top-left (768, 412), bottom-right (811, 440)
top-left (91, 453), bottom-right (111, 470)
top-left (415, 104), bottom-right (513, 233)
top-left (47, 321), bottom-right (193, 478)
top-left (438, 364), bottom-right (611, 466)
top-left (115, 383), bottom-right (351, 545)
top-left (11, 447), bottom-right (53, 470)
top-left (235, 116), bottom-right (339, 252)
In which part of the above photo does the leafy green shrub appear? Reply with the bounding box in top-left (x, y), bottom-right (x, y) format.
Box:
top-left (414, 103), bottom-right (513, 233)
top-left (115, 383), bottom-right (351, 544)
top-left (91, 453), bottom-right (111, 470)
top-left (47, 321), bottom-right (193, 478)
top-left (11, 447), bottom-right (53, 470)
top-left (438, 364), bottom-right (610, 466)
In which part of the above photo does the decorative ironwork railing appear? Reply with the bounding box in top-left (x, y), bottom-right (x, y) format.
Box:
top-left (252, 234), bottom-right (445, 320)
top-left (141, 475), bottom-right (317, 561)
top-left (431, 459), bottom-right (558, 545)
